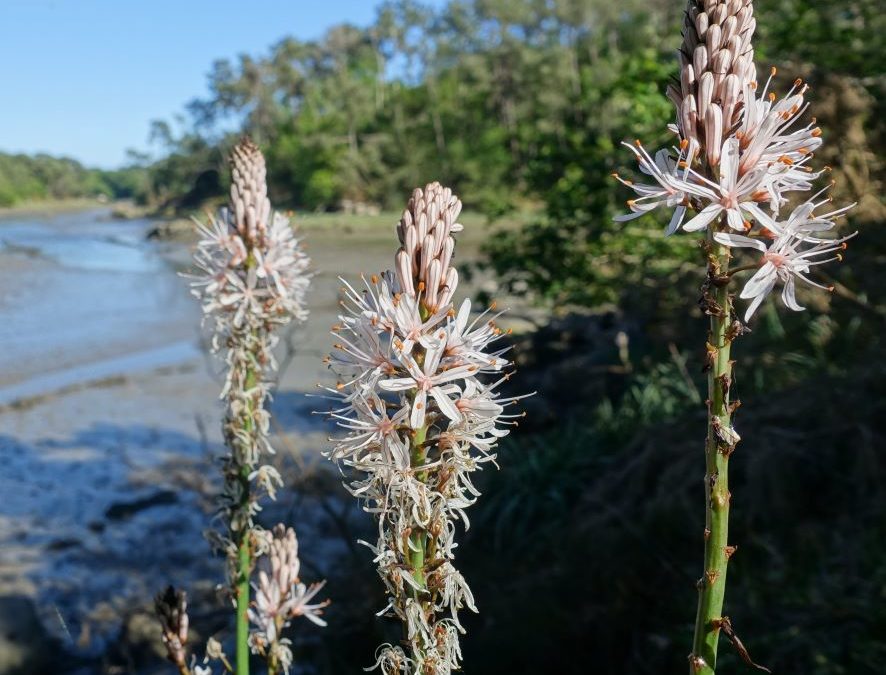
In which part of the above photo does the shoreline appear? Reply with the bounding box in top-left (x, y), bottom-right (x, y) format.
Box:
top-left (0, 198), bottom-right (112, 221)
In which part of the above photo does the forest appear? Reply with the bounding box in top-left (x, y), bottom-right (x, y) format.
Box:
top-left (0, 152), bottom-right (141, 206)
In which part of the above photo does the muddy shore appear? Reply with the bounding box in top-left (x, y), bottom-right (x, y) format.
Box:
top-left (0, 207), bottom-right (521, 674)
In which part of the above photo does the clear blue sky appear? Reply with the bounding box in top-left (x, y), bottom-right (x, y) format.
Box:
top-left (0, 0), bottom-right (445, 169)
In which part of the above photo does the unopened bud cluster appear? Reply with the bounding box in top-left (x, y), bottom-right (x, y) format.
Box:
top-left (155, 586), bottom-right (190, 671)
top-left (324, 182), bottom-right (526, 673)
top-left (249, 525), bottom-right (329, 672)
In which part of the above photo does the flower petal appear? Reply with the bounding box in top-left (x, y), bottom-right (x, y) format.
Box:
top-left (410, 390), bottom-right (427, 429)
top-left (682, 203), bottom-right (722, 232)
top-left (713, 233), bottom-right (768, 252)
top-left (665, 205), bottom-right (686, 236)
top-left (740, 262), bottom-right (778, 299)
top-left (430, 387), bottom-right (462, 423)
top-left (781, 276), bottom-right (805, 311)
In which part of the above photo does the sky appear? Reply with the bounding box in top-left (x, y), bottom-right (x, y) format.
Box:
top-left (0, 0), bottom-right (445, 169)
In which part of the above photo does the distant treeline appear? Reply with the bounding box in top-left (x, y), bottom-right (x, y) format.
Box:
top-left (140, 0), bottom-right (880, 308)
top-left (0, 152), bottom-right (146, 207)
top-left (138, 0), bottom-right (684, 216)
top-left (138, 0), bottom-right (881, 216)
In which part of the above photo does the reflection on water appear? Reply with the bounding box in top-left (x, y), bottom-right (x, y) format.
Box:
top-left (0, 209), bottom-right (198, 394)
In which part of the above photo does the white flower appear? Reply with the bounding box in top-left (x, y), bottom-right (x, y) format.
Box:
top-left (737, 75), bottom-right (822, 176)
top-left (714, 207), bottom-right (855, 320)
top-left (681, 137), bottom-right (775, 233)
top-left (613, 140), bottom-right (693, 235)
top-left (329, 391), bottom-right (409, 459)
top-left (378, 337), bottom-right (478, 429)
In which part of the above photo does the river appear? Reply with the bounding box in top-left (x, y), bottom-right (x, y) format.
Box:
top-left (0, 209), bottom-right (200, 401)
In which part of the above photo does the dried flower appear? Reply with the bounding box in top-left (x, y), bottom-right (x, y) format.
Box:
top-left (324, 182), bottom-right (527, 673)
top-left (154, 586), bottom-right (189, 670)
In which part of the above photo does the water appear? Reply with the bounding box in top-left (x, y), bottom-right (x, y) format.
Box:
top-left (0, 207), bottom-right (366, 668)
top-left (0, 209), bottom-right (198, 397)
top-left (0, 209), bottom-right (220, 662)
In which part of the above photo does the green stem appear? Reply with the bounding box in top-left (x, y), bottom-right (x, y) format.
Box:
top-left (235, 362), bottom-right (258, 675)
top-left (690, 239), bottom-right (737, 674)
top-left (408, 424), bottom-right (429, 589)
top-left (236, 524), bottom-right (251, 675)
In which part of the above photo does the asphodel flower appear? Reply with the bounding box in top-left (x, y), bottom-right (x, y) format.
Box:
top-left (322, 182), bottom-right (528, 674)
top-left (616, 1), bottom-right (854, 322)
top-left (714, 205), bottom-right (855, 320)
top-left (613, 2), bottom-right (858, 673)
top-left (188, 138), bottom-right (316, 671)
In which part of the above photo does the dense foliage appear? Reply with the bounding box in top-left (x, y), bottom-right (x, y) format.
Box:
top-left (137, 0), bottom-right (681, 215)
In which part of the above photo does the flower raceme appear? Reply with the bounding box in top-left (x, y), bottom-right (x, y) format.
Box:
top-left (249, 525), bottom-right (330, 671)
top-left (614, 69), bottom-right (855, 322)
top-left (187, 138), bottom-right (325, 674)
top-left (614, 3), bottom-right (859, 673)
top-left (323, 182), bottom-right (526, 674)
top-left (190, 137), bottom-right (311, 550)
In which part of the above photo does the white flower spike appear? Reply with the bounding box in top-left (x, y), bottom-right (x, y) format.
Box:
top-left (323, 182), bottom-right (529, 674)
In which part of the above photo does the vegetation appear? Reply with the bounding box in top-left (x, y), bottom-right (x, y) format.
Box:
top-left (0, 151), bottom-right (145, 207)
top-left (13, 0), bottom-right (874, 672)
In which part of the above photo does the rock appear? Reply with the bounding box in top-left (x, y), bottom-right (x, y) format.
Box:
top-left (46, 538), bottom-right (82, 552)
top-left (105, 490), bottom-right (179, 521)
top-left (145, 218), bottom-right (197, 242)
top-left (0, 595), bottom-right (67, 674)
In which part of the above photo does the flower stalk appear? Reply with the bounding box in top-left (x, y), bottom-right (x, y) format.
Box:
top-left (183, 138), bottom-right (326, 675)
top-left (614, 1), bottom-right (856, 671)
top-left (324, 182), bottom-right (527, 673)
top-left (692, 235), bottom-right (738, 673)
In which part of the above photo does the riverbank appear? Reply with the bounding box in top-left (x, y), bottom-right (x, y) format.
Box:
top-left (0, 205), bottom-right (527, 673)
top-left (0, 198), bottom-right (110, 220)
